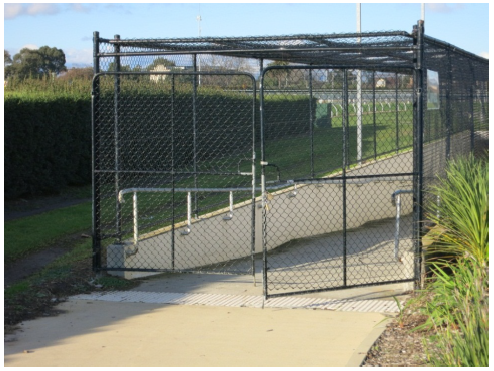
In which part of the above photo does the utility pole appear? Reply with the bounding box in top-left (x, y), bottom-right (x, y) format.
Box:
top-left (197, 14), bottom-right (202, 85)
top-left (356, 3), bottom-right (362, 165)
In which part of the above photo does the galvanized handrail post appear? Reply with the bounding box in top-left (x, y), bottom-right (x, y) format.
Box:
top-left (133, 192), bottom-right (139, 248)
top-left (179, 192), bottom-right (192, 236)
top-left (392, 190), bottom-right (413, 260)
top-left (223, 191), bottom-right (234, 220)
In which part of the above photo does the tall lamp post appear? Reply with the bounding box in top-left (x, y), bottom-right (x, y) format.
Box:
top-left (356, 4), bottom-right (362, 165)
top-left (197, 15), bottom-right (202, 85)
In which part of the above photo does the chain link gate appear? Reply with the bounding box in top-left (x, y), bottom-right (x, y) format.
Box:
top-left (260, 66), bottom-right (417, 298)
top-left (92, 23), bottom-right (487, 297)
top-left (92, 71), bottom-right (258, 277)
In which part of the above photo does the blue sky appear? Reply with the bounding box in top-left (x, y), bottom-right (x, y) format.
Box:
top-left (3, 2), bottom-right (490, 68)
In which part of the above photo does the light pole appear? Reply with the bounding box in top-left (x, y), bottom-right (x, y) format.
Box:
top-left (356, 3), bottom-right (362, 165)
top-left (197, 15), bottom-right (202, 85)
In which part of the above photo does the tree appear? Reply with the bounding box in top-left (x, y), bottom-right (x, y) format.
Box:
top-left (4, 50), bottom-right (12, 67)
top-left (267, 61), bottom-right (290, 89)
top-left (5, 46), bottom-right (67, 79)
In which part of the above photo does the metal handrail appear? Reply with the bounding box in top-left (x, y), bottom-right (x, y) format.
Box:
top-left (117, 176), bottom-right (414, 253)
top-left (391, 190), bottom-right (413, 260)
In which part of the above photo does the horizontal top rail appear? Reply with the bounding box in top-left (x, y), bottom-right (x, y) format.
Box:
top-left (118, 175), bottom-right (413, 203)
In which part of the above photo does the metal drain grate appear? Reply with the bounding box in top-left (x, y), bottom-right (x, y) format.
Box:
top-left (71, 291), bottom-right (401, 313)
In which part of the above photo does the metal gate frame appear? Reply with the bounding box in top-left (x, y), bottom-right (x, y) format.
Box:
top-left (92, 70), bottom-right (258, 277)
top-left (260, 63), bottom-right (424, 299)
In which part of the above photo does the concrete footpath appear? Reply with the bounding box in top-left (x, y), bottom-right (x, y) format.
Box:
top-left (4, 299), bottom-right (390, 367)
top-left (4, 271), bottom-right (410, 367)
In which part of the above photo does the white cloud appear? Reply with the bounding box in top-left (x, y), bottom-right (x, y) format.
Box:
top-left (4, 3), bottom-right (24, 19)
top-left (65, 49), bottom-right (93, 67)
top-left (426, 4), bottom-right (464, 13)
top-left (26, 3), bottom-right (60, 16)
top-left (4, 3), bottom-right (95, 19)
top-left (479, 52), bottom-right (489, 59)
top-left (21, 44), bottom-right (38, 50)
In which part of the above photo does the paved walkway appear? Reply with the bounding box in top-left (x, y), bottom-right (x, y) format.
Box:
top-left (4, 299), bottom-right (392, 367)
top-left (4, 274), bottom-right (411, 367)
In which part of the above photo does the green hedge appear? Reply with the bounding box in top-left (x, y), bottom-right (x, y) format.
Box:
top-left (4, 92), bottom-right (91, 199)
top-left (5, 87), bottom-right (315, 199)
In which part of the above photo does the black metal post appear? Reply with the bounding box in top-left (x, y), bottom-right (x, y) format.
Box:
top-left (192, 55), bottom-right (199, 219)
top-left (309, 68), bottom-right (314, 178)
top-left (92, 31), bottom-right (101, 271)
top-left (445, 50), bottom-right (452, 160)
top-left (342, 69), bottom-right (348, 287)
top-left (372, 71), bottom-right (377, 159)
top-left (260, 70), bottom-right (268, 299)
top-left (413, 20), bottom-right (425, 286)
top-left (114, 35), bottom-right (122, 243)
top-left (171, 74), bottom-right (175, 271)
top-left (251, 77), bottom-right (257, 279)
top-left (395, 72), bottom-right (399, 153)
top-left (469, 62), bottom-right (475, 153)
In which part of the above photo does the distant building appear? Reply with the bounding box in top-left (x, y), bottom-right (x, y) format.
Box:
top-left (150, 65), bottom-right (170, 82)
top-left (376, 78), bottom-right (386, 88)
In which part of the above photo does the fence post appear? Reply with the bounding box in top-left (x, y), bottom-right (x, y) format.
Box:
top-left (171, 74), bottom-right (176, 270)
top-left (373, 71), bottom-right (377, 160)
top-left (342, 69), bottom-right (348, 287)
top-left (114, 35), bottom-right (122, 243)
top-left (413, 20), bottom-right (425, 288)
top-left (92, 31), bottom-right (102, 272)
top-left (445, 50), bottom-right (452, 160)
top-left (395, 72), bottom-right (399, 153)
top-left (192, 54), bottom-right (199, 219)
top-left (309, 68), bottom-right (314, 178)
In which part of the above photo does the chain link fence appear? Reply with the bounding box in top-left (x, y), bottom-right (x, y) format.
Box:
top-left (92, 21), bottom-right (488, 297)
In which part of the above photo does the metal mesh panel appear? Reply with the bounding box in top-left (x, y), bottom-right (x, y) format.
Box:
top-left (260, 67), bottom-right (416, 296)
top-left (93, 72), bottom-right (257, 275)
top-left (92, 22), bottom-right (488, 296)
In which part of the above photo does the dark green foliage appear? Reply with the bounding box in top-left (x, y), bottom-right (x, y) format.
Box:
top-left (5, 46), bottom-right (67, 79)
top-left (4, 92), bottom-right (91, 199)
top-left (5, 77), bottom-right (315, 199)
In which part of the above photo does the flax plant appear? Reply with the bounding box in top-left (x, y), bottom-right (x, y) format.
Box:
top-left (425, 154), bottom-right (489, 267)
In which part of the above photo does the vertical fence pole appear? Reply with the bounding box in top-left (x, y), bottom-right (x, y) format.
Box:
top-left (251, 77), bottom-right (257, 281)
top-left (342, 69), bottom-right (348, 287)
top-left (114, 35), bottom-right (122, 243)
top-left (373, 71), bottom-right (377, 160)
top-left (309, 68), bottom-right (315, 178)
top-left (413, 20), bottom-right (425, 287)
top-left (445, 50), bottom-right (452, 160)
top-left (395, 72), bottom-right (399, 153)
top-left (171, 74), bottom-right (175, 270)
top-left (260, 70), bottom-right (268, 299)
top-left (92, 31), bottom-right (101, 272)
top-left (192, 55), bottom-right (199, 219)
top-left (468, 61), bottom-right (476, 154)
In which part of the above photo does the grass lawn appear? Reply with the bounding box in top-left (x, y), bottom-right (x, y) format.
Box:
top-left (4, 202), bottom-right (92, 264)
